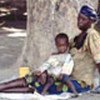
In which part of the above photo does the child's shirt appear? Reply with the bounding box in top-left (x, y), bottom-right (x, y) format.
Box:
top-left (39, 53), bottom-right (74, 77)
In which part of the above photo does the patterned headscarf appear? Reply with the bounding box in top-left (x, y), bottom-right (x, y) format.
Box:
top-left (80, 5), bottom-right (98, 22)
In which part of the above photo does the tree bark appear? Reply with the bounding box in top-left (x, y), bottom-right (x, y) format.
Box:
top-left (16, 0), bottom-right (98, 70)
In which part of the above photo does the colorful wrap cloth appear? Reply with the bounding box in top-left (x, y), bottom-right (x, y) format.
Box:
top-left (25, 74), bottom-right (90, 94)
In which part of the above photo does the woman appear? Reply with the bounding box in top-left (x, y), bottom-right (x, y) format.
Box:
top-left (70, 5), bottom-right (100, 89)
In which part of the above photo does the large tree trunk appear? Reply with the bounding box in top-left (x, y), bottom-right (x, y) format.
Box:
top-left (16, 0), bottom-right (98, 71)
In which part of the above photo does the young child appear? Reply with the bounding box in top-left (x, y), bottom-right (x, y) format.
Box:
top-left (38, 33), bottom-right (78, 95)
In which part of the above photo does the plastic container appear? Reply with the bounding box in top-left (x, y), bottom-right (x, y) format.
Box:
top-left (19, 67), bottom-right (30, 78)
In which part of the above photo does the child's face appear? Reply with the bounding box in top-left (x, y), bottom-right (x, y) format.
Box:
top-left (77, 13), bottom-right (92, 31)
top-left (56, 38), bottom-right (69, 53)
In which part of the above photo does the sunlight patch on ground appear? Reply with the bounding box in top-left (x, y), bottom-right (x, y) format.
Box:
top-left (7, 32), bottom-right (27, 37)
top-left (1, 27), bottom-right (27, 37)
top-left (1, 27), bottom-right (26, 32)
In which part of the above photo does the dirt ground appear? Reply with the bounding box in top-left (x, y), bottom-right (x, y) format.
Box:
top-left (0, 21), bottom-right (99, 100)
top-left (0, 21), bottom-right (26, 81)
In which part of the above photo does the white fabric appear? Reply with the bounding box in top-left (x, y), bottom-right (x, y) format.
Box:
top-left (39, 53), bottom-right (74, 76)
top-left (0, 92), bottom-right (74, 100)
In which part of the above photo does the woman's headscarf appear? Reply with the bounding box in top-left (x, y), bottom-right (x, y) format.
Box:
top-left (80, 5), bottom-right (98, 22)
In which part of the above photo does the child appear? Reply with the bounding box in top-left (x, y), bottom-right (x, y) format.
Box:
top-left (38, 33), bottom-right (78, 95)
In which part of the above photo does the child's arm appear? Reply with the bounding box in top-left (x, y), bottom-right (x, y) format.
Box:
top-left (38, 56), bottom-right (53, 73)
top-left (61, 54), bottom-right (74, 75)
top-left (39, 55), bottom-right (58, 73)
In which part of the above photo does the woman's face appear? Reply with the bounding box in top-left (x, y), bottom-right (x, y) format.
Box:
top-left (77, 13), bottom-right (92, 31)
top-left (56, 38), bottom-right (69, 53)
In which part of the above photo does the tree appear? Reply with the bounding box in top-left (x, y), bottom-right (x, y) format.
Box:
top-left (16, 0), bottom-right (99, 71)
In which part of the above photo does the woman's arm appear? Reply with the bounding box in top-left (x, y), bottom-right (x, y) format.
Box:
top-left (87, 30), bottom-right (100, 73)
